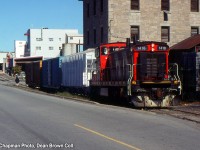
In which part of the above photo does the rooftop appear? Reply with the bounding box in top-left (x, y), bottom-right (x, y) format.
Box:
top-left (170, 35), bottom-right (200, 50)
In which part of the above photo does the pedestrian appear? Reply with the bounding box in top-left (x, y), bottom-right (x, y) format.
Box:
top-left (15, 74), bottom-right (20, 86)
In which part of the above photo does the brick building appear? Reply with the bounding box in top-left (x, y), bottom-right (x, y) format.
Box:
top-left (82, 0), bottom-right (200, 50)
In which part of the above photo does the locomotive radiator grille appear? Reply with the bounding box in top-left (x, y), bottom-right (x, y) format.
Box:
top-left (146, 58), bottom-right (158, 77)
top-left (139, 53), bottom-right (166, 81)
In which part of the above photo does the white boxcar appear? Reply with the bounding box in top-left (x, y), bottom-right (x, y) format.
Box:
top-left (61, 49), bottom-right (96, 90)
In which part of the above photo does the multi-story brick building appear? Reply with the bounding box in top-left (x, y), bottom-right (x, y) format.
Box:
top-left (83, 0), bottom-right (200, 50)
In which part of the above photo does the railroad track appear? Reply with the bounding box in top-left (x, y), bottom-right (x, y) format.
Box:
top-left (171, 107), bottom-right (200, 115)
top-left (149, 107), bottom-right (200, 124)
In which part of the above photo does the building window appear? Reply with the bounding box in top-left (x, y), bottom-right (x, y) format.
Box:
top-left (49, 38), bottom-right (53, 41)
top-left (131, 0), bottom-right (139, 10)
top-left (191, 27), bottom-right (199, 36)
top-left (36, 46), bottom-right (41, 50)
top-left (70, 37), bottom-right (73, 40)
top-left (131, 26), bottom-right (140, 42)
top-left (163, 11), bottom-right (168, 21)
top-left (59, 38), bottom-right (62, 41)
top-left (161, 0), bottom-right (170, 11)
top-left (191, 0), bottom-right (199, 12)
top-left (161, 26), bottom-right (170, 42)
top-left (93, 0), bottom-right (96, 15)
top-left (87, 3), bottom-right (90, 17)
top-left (93, 29), bottom-right (97, 44)
top-left (49, 47), bottom-right (54, 50)
top-left (100, 0), bottom-right (104, 12)
top-left (36, 38), bottom-right (42, 41)
top-left (101, 27), bottom-right (104, 43)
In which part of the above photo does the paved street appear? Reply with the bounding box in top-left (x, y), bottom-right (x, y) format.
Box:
top-left (0, 84), bottom-right (200, 150)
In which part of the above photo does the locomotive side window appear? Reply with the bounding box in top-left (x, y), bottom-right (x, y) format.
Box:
top-left (101, 47), bottom-right (108, 55)
top-left (110, 47), bottom-right (120, 52)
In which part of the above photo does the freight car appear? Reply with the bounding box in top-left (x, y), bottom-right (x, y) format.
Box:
top-left (25, 60), bottom-right (42, 88)
top-left (41, 57), bottom-right (64, 90)
top-left (61, 49), bottom-right (96, 95)
top-left (90, 41), bottom-right (181, 107)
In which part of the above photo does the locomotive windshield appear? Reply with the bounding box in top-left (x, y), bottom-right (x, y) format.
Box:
top-left (110, 47), bottom-right (121, 52)
top-left (101, 47), bottom-right (108, 55)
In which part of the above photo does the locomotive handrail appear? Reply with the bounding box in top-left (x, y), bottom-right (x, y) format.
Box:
top-left (127, 64), bottom-right (133, 96)
top-left (127, 64), bottom-right (140, 96)
top-left (169, 63), bottom-right (180, 81)
top-left (169, 63), bottom-right (182, 95)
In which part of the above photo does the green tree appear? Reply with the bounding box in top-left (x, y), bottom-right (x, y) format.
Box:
top-left (12, 66), bottom-right (22, 75)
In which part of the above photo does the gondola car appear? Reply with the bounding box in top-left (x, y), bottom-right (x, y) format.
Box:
top-left (91, 41), bottom-right (181, 107)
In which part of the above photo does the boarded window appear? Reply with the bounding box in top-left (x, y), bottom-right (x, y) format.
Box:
top-left (161, 0), bottom-right (170, 11)
top-left (131, 26), bottom-right (140, 42)
top-left (191, 0), bottom-right (199, 12)
top-left (131, 0), bottom-right (139, 10)
top-left (191, 27), bottom-right (199, 36)
top-left (161, 26), bottom-right (170, 42)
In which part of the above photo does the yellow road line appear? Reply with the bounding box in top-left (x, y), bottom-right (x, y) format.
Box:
top-left (74, 124), bottom-right (142, 150)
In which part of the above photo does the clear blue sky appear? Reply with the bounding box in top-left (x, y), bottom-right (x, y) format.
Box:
top-left (0, 0), bottom-right (83, 52)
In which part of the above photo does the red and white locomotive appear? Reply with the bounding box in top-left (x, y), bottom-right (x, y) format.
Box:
top-left (91, 41), bottom-right (181, 107)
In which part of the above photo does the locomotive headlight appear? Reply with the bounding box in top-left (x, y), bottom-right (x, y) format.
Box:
top-left (151, 43), bottom-right (155, 51)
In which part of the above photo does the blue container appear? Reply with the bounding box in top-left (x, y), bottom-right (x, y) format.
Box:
top-left (42, 57), bottom-right (63, 89)
top-left (41, 60), bottom-right (48, 87)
